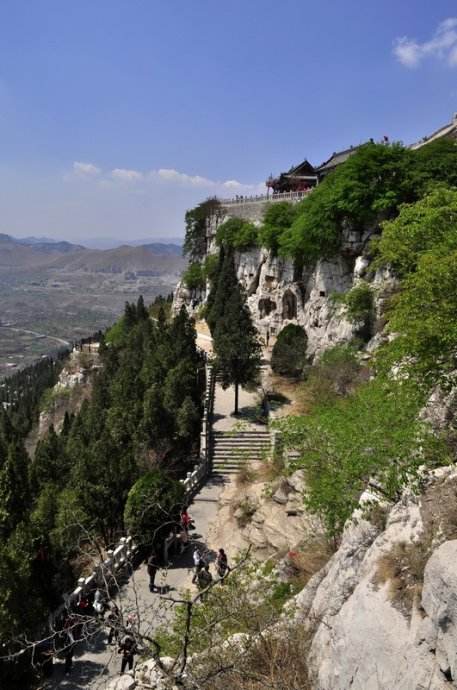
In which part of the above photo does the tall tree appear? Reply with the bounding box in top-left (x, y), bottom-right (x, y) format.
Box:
top-left (212, 253), bottom-right (261, 414)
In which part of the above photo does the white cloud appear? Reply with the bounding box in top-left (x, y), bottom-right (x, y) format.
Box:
top-left (394, 17), bottom-right (457, 67)
top-left (155, 168), bottom-right (213, 187)
top-left (111, 168), bottom-right (143, 181)
top-left (73, 161), bottom-right (101, 177)
top-left (68, 162), bottom-right (264, 195)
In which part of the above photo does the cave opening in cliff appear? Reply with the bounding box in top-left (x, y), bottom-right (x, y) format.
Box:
top-left (259, 298), bottom-right (277, 318)
top-left (282, 290), bottom-right (297, 320)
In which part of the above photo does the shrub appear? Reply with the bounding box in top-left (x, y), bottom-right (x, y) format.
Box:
top-left (271, 324), bottom-right (308, 377)
top-left (216, 217), bottom-right (259, 251)
top-left (374, 186), bottom-right (457, 278)
top-left (373, 540), bottom-right (432, 617)
top-left (182, 262), bottom-right (205, 290)
top-left (300, 344), bottom-right (364, 408)
top-left (278, 376), bottom-right (447, 537)
top-left (344, 281), bottom-right (373, 324)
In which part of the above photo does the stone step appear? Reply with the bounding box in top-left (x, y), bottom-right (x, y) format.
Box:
top-left (212, 442), bottom-right (269, 446)
top-left (213, 431), bottom-right (270, 436)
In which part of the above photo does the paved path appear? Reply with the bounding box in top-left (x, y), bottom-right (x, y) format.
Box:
top-left (46, 324), bottom-right (264, 688)
top-left (46, 379), bottom-right (256, 687)
top-left (46, 475), bottom-right (225, 689)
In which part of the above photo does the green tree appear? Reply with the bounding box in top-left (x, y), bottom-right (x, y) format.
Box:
top-left (375, 186), bottom-right (457, 277)
top-left (30, 425), bottom-right (66, 493)
top-left (385, 250), bottom-right (457, 383)
top-left (182, 262), bottom-right (205, 291)
top-left (258, 202), bottom-right (298, 254)
top-left (271, 324), bottom-right (308, 377)
top-left (212, 254), bottom-right (261, 413)
top-left (216, 217), bottom-right (258, 251)
top-left (176, 396), bottom-right (201, 439)
top-left (124, 470), bottom-right (184, 548)
top-left (206, 247), bottom-right (238, 333)
top-left (183, 197), bottom-right (222, 261)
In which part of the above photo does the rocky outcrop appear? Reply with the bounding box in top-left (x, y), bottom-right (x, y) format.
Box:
top-left (172, 203), bottom-right (385, 360)
top-left (293, 469), bottom-right (457, 689)
top-left (208, 468), bottom-right (324, 558)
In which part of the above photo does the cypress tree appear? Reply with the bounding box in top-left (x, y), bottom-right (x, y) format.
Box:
top-left (212, 253), bottom-right (261, 413)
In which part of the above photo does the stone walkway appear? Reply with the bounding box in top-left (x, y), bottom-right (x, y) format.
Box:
top-left (46, 353), bottom-right (258, 688)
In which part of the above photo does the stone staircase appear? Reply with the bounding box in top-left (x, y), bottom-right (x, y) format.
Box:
top-left (211, 429), bottom-right (271, 475)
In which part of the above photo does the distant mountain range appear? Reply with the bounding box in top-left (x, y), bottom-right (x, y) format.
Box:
top-left (10, 234), bottom-right (184, 251)
top-left (0, 233), bottom-right (185, 274)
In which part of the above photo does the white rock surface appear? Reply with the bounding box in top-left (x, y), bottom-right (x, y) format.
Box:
top-left (291, 474), bottom-right (457, 689)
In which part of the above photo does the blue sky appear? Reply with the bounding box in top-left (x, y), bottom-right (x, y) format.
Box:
top-left (1, 0), bottom-right (457, 243)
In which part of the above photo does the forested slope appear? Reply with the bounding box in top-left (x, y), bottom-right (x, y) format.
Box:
top-left (0, 298), bottom-right (204, 688)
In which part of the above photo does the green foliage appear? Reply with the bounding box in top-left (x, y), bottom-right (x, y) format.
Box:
top-left (344, 281), bottom-right (374, 323)
top-left (156, 558), bottom-right (296, 659)
top-left (202, 252), bottom-right (219, 283)
top-left (209, 251), bottom-right (261, 413)
top-left (271, 324), bottom-right (308, 377)
top-left (258, 202), bottom-right (298, 254)
top-left (216, 217), bottom-right (258, 251)
top-left (384, 250), bottom-right (457, 383)
top-left (183, 197), bottom-right (222, 261)
top-left (373, 188), bottom-right (457, 383)
top-left (205, 247), bottom-right (238, 333)
top-left (301, 344), bottom-right (363, 407)
top-left (148, 293), bottom-right (174, 320)
top-left (124, 470), bottom-right (184, 547)
top-left (278, 377), bottom-right (446, 537)
top-left (375, 186), bottom-right (457, 278)
top-left (183, 262), bottom-right (205, 290)
top-left (279, 143), bottom-right (417, 261)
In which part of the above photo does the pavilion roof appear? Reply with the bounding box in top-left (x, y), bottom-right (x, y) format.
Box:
top-left (316, 144), bottom-right (366, 174)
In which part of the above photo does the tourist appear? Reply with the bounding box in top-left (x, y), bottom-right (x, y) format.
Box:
top-left (93, 588), bottom-right (106, 618)
top-left (197, 564), bottom-right (213, 600)
top-left (192, 547), bottom-right (205, 583)
top-left (177, 526), bottom-right (189, 554)
top-left (106, 605), bottom-right (120, 645)
top-left (118, 632), bottom-right (137, 674)
top-left (147, 551), bottom-right (159, 592)
top-left (216, 548), bottom-right (230, 580)
top-left (180, 508), bottom-right (193, 534)
top-left (163, 529), bottom-right (176, 565)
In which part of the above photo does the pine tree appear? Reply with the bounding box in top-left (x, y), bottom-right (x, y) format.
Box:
top-left (211, 253), bottom-right (261, 413)
top-left (136, 295), bottom-right (149, 321)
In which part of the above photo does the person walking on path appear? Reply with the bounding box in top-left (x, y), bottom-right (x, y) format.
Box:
top-left (192, 547), bottom-right (205, 583)
top-left (216, 548), bottom-right (230, 582)
top-left (147, 551), bottom-right (159, 592)
top-left (118, 632), bottom-right (137, 674)
top-left (106, 603), bottom-right (120, 644)
top-left (180, 508), bottom-right (193, 534)
top-left (197, 564), bottom-right (213, 600)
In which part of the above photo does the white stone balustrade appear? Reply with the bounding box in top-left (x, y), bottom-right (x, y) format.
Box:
top-left (218, 190), bottom-right (311, 206)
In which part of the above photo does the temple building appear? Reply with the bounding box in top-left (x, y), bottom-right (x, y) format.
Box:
top-left (410, 112), bottom-right (457, 150)
top-left (315, 144), bottom-right (365, 178)
top-left (266, 159), bottom-right (318, 195)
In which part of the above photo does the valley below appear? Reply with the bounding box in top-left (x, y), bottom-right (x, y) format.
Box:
top-left (0, 236), bottom-right (185, 373)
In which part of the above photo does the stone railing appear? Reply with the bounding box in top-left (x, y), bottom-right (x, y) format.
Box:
top-left (50, 535), bottom-right (138, 625)
top-left (219, 190), bottom-right (311, 206)
top-left (181, 362), bottom-right (215, 500)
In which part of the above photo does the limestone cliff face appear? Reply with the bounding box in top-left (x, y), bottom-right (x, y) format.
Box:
top-left (172, 204), bottom-right (383, 359)
top-left (295, 469), bottom-right (457, 690)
